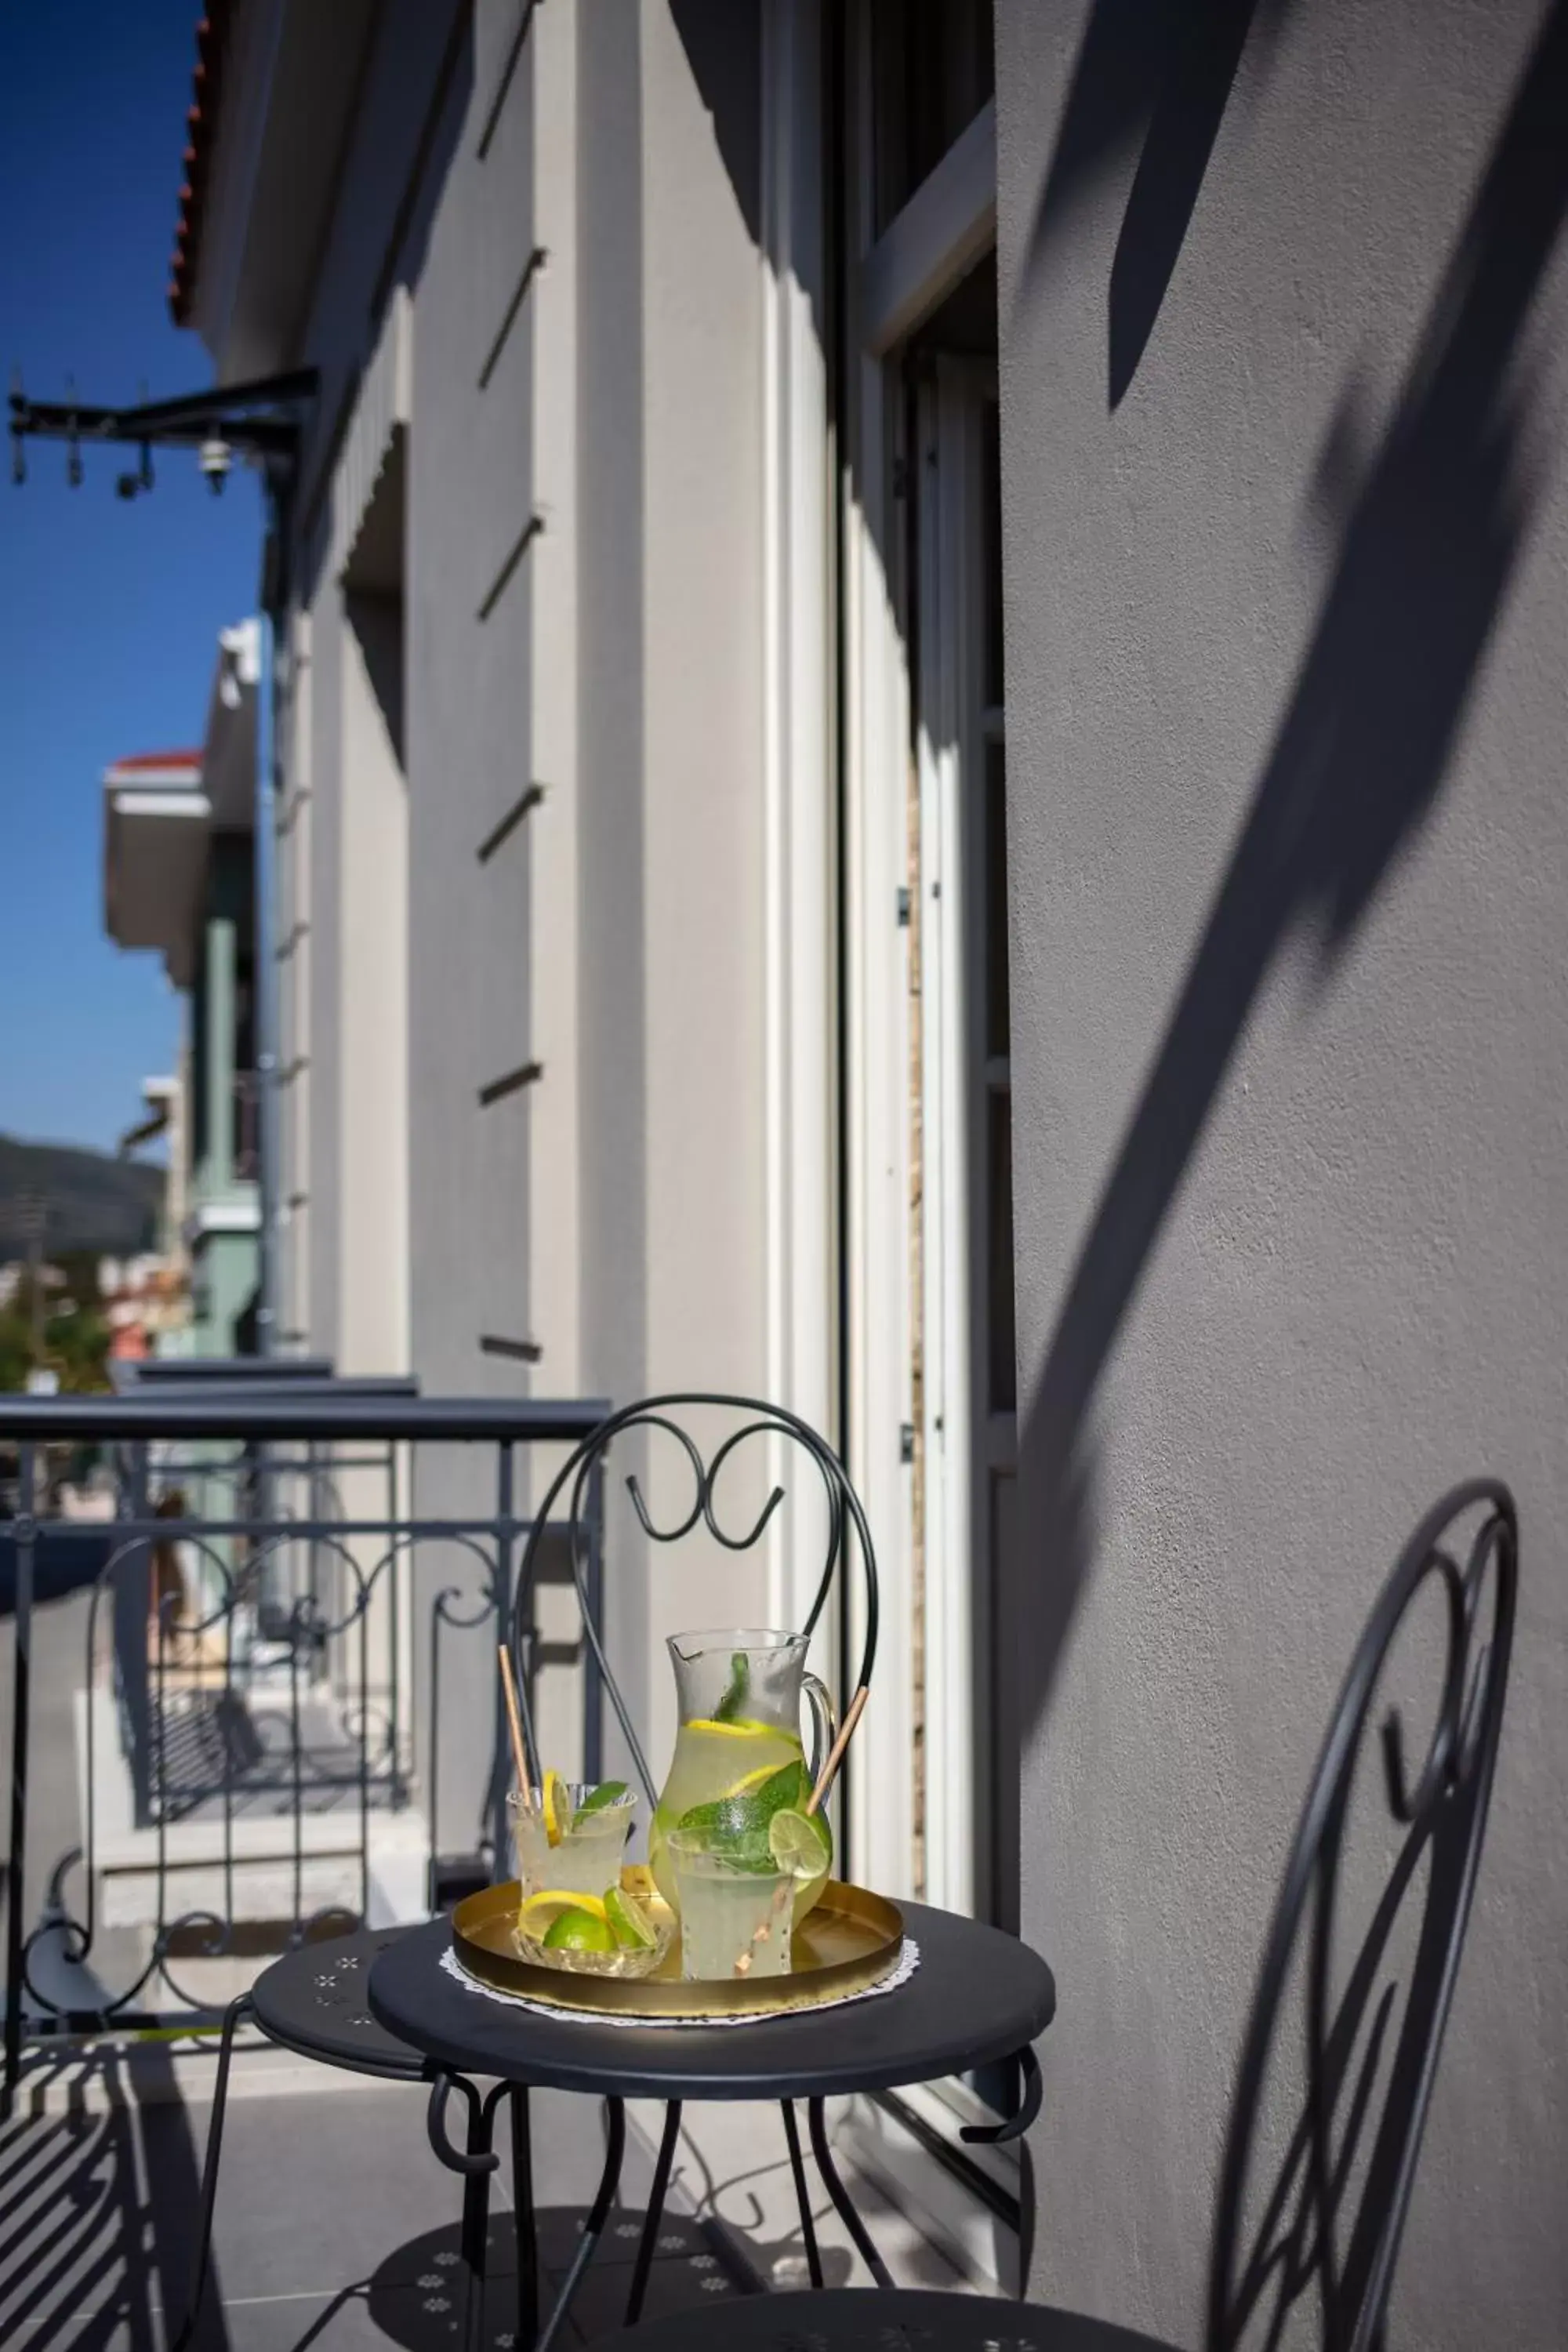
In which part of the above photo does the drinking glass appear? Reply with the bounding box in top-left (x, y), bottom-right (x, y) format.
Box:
top-left (666, 1828), bottom-right (798, 1982)
top-left (510, 1783), bottom-right (636, 1900)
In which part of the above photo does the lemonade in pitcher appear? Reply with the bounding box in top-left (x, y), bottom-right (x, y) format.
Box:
top-left (648, 1630), bottom-right (834, 1929)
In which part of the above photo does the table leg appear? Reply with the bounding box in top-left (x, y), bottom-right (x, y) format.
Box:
top-left (510, 2085), bottom-right (539, 2344)
top-left (535, 2097), bottom-right (626, 2352)
top-left (463, 2084), bottom-right (507, 2352)
top-left (425, 2074), bottom-right (503, 2352)
top-left (624, 2098), bottom-right (682, 2324)
top-left (808, 2096), bottom-right (893, 2289)
top-left (780, 2100), bottom-right (824, 2288)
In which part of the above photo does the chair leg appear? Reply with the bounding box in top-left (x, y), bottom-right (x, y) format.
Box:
top-left (780, 2100), bottom-right (825, 2288)
top-left (535, 2098), bottom-right (626, 2352)
top-left (808, 2096), bottom-right (893, 2289)
top-left (510, 2085), bottom-right (538, 2346)
top-left (624, 2099), bottom-right (682, 2325)
top-left (169, 1992), bottom-right (253, 2352)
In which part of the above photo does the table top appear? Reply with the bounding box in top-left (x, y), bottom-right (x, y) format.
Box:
top-left (368, 1902), bottom-right (1055, 2103)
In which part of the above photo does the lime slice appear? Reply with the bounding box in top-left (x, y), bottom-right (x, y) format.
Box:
top-left (575, 1779), bottom-right (629, 1816)
top-left (519, 1889), bottom-right (609, 1940)
top-left (541, 1769), bottom-right (572, 1846)
top-left (542, 1907), bottom-right (616, 1954)
top-left (768, 1808), bottom-right (831, 1879)
top-left (604, 1886), bottom-right (658, 1951)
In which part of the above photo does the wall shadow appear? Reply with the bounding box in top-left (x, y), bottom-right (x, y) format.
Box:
top-left (1025, 0), bottom-right (1297, 408)
top-left (1014, 1), bottom-right (1568, 1744)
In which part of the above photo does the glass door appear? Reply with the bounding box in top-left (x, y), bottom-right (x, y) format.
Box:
top-left (910, 347), bottom-right (1014, 1933)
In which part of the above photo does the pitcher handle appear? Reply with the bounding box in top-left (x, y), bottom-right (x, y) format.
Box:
top-left (801, 1671), bottom-right (837, 1791)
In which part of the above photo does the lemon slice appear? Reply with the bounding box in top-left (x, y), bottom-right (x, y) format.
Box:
top-left (768, 1808), bottom-right (831, 1879)
top-left (518, 1889), bottom-right (609, 1940)
top-left (682, 1716), bottom-right (775, 1739)
top-left (541, 1769), bottom-right (572, 1846)
top-left (605, 1886), bottom-right (658, 1951)
top-left (619, 1862), bottom-right (657, 1901)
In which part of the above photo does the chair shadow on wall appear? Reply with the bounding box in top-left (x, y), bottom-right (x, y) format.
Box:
top-left (1025, 0), bottom-right (1299, 409)
top-left (1014, 0), bottom-right (1568, 1740)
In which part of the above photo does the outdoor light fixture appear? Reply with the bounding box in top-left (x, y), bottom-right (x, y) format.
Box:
top-left (6, 365), bottom-right (318, 501)
top-left (198, 432), bottom-right (232, 493)
top-left (115, 441), bottom-right (155, 501)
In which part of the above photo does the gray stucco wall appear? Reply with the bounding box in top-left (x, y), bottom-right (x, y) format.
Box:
top-left (996, 3), bottom-right (1568, 2344)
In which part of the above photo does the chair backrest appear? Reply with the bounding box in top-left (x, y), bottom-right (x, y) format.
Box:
top-left (1207, 1478), bottom-right (1517, 2352)
top-left (509, 1393), bottom-right (880, 1809)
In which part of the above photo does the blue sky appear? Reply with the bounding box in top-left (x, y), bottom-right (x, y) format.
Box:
top-left (0, 2), bottom-right (262, 1152)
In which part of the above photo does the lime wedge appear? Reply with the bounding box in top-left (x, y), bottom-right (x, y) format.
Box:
top-left (519, 1889), bottom-right (609, 1940)
top-left (768, 1808), bottom-right (831, 1879)
top-left (575, 1780), bottom-right (629, 1816)
top-left (542, 1907), bottom-right (616, 1954)
top-left (604, 1886), bottom-right (658, 1951)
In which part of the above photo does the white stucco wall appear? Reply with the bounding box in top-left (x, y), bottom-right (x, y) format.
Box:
top-left (245, 0), bottom-right (781, 1849)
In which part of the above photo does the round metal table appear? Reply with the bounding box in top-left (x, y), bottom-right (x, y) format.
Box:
top-left (369, 1904), bottom-right (1055, 2350)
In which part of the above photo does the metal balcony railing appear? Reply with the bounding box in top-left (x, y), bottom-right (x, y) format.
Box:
top-left (0, 1386), bottom-right (610, 2115)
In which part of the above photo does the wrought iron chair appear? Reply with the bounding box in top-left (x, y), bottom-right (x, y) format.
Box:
top-left (162, 1508), bottom-right (546, 2350)
top-left (172, 1927), bottom-right (527, 2351)
top-left (505, 1392), bottom-right (884, 2323)
top-left (583, 1476), bottom-right (1519, 2350)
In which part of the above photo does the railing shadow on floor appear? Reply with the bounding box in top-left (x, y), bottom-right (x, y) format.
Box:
top-left (0, 2042), bottom-right (210, 2352)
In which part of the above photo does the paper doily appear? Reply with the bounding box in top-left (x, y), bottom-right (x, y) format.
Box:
top-left (437, 1935), bottom-right (920, 2027)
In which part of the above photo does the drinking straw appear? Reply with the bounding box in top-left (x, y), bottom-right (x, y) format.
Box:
top-left (806, 1684), bottom-right (869, 1819)
top-left (734, 1875), bottom-right (793, 1978)
top-left (498, 1642), bottom-right (540, 1807)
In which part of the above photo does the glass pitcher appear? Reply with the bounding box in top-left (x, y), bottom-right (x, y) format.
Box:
top-left (649, 1628), bottom-right (836, 1924)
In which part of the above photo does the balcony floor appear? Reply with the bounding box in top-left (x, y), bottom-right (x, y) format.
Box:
top-left (1, 2039), bottom-right (977, 2350)
top-left (0, 2063), bottom-right (757, 2350)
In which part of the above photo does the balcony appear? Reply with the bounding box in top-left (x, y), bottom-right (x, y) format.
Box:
top-left (0, 1383), bottom-right (975, 2348)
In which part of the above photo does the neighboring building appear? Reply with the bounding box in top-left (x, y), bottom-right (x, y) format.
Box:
top-left (169, 4), bottom-right (1567, 2341)
top-left (98, 1252), bottom-right (191, 1364)
top-left (103, 622), bottom-right (263, 1355)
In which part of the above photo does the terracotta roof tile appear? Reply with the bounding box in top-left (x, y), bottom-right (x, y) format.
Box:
top-left (168, 9), bottom-right (237, 328)
top-left (107, 750), bottom-right (205, 775)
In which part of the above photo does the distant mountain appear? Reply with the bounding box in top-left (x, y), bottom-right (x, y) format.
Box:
top-left (0, 1134), bottom-right (164, 1261)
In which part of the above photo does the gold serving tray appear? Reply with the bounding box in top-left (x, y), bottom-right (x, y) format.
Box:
top-left (452, 1878), bottom-right (905, 2020)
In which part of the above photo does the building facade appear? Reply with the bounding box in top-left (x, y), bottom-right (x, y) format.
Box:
top-left (174, 3), bottom-right (1567, 2339)
top-left (103, 622), bottom-right (263, 1356)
